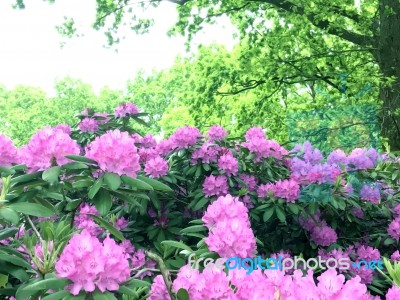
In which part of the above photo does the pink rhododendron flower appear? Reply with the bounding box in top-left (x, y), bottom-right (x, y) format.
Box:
top-left (78, 118), bottom-right (98, 133)
top-left (55, 230), bottom-right (130, 295)
top-left (203, 194), bottom-right (256, 258)
top-left (347, 148), bottom-right (379, 170)
top-left (202, 175), bottom-right (229, 197)
top-left (114, 102), bottom-right (139, 117)
top-left (239, 174), bottom-right (258, 191)
top-left (245, 127), bottom-right (265, 140)
top-left (207, 125), bottom-right (227, 142)
top-left (169, 126), bottom-right (202, 149)
top-left (359, 184), bottom-right (381, 204)
top-left (85, 129), bottom-right (140, 177)
top-left (191, 143), bottom-right (220, 165)
top-left (386, 285), bottom-right (400, 300)
top-left (144, 156), bottom-right (169, 178)
top-left (217, 152), bottom-right (238, 176)
top-left (310, 224), bottom-right (337, 246)
top-left (0, 133), bottom-right (17, 166)
top-left (74, 203), bottom-right (103, 236)
top-left (140, 134), bottom-right (157, 148)
top-left (93, 112), bottom-right (110, 124)
top-left (388, 217), bottom-right (400, 240)
top-left (55, 124), bottom-right (72, 135)
top-left (148, 275), bottom-right (171, 300)
top-left (18, 126), bottom-right (81, 172)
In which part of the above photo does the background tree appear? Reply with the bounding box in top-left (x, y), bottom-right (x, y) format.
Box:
top-left (14, 0), bottom-right (399, 149)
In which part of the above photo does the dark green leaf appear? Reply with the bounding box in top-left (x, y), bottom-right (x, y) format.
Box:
top-left (92, 189), bottom-right (112, 215)
top-left (104, 172), bottom-right (121, 191)
top-left (137, 175), bottom-right (173, 192)
top-left (263, 207), bottom-right (275, 222)
top-left (9, 202), bottom-right (55, 217)
top-left (88, 177), bottom-right (104, 199)
top-left (0, 208), bottom-right (20, 224)
top-left (161, 240), bottom-right (193, 252)
top-left (87, 214), bottom-right (124, 241)
top-left (42, 166), bottom-right (61, 184)
top-left (121, 175), bottom-right (153, 191)
top-left (177, 288), bottom-right (189, 300)
top-left (64, 155), bottom-right (98, 164)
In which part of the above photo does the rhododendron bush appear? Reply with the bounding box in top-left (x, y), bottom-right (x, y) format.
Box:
top-left (1, 103), bottom-right (400, 299)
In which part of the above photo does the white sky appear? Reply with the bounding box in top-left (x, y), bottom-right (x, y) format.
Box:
top-left (0, 0), bottom-right (237, 95)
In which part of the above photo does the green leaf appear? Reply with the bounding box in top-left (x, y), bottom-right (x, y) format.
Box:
top-left (42, 166), bottom-right (61, 184)
top-left (275, 206), bottom-right (286, 223)
top-left (161, 240), bottom-right (193, 253)
top-left (193, 197), bottom-right (209, 211)
top-left (87, 214), bottom-right (124, 241)
top-left (64, 155), bottom-right (98, 164)
top-left (180, 225), bottom-right (206, 234)
top-left (104, 172), bottom-right (121, 191)
top-left (0, 228), bottom-right (18, 241)
top-left (20, 277), bottom-right (70, 292)
top-left (287, 204), bottom-right (299, 215)
top-left (92, 290), bottom-right (118, 300)
top-left (117, 286), bottom-right (139, 297)
top-left (88, 177), bottom-right (104, 199)
top-left (393, 170), bottom-right (399, 181)
top-left (137, 175), bottom-right (173, 192)
top-left (0, 208), bottom-right (20, 224)
top-left (384, 238), bottom-right (395, 245)
top-left (123, 278), bottom-right (151, 288)
top-left (0, 254), bottom-right (32, 269)
top-left (177, 288), bottom-right (189, 300)
top-left (0, 273), bottom-right (8, 288)
top-left (263, 207), bottom-right (275, 222)
top-left (92, 189), bottom-right (112, 215)
top-left (41, 290), bottom-right (71, 300)
top-left (121, 175), bottom-right (153, 191)
top-left (9, 202), bottom-right (55, 217)
top-left (61, 162), bottom-right (89, 170)
top-left (11, 172), bottom-right (41, 184)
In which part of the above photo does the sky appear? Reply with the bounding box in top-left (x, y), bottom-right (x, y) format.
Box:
top-left (0, 0), bottom-right (237, 95)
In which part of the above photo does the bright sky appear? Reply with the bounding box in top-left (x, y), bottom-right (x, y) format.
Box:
top-left (0, 0), bottom-right (237, 95)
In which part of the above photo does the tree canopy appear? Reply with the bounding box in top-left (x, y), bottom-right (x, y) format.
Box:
top-left (7, 0), bottom-right (400, 150)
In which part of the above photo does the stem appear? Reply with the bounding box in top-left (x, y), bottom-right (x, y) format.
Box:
top-left (26, 215), bottom-right (44, 243)
top-left (133, 268), bottom-right (160, 278)
top-left (145, 250), bottom-right (176, 300)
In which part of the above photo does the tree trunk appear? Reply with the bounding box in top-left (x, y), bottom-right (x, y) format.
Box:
top-left (375, 0), bottom-right (400, 150)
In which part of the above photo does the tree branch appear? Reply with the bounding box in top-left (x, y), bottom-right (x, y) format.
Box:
top-left (254, 0), bottom-right (373, 47)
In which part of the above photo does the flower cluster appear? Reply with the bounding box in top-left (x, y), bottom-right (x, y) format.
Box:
top-left (150, 266), bottom-right (381, 300)
top-left (78, 118), bottom-right (99, 133)
top-left (359, 184), bottom-right (381, 204)
top-left (114, 102), bottom-right (139, 118)
top-left (290, 142), bottom-right (341, 185)
top-left (217, 152), bottom-right (238, 176)
top-left (74, 203), bottom-right (103, 236)
top-left (207, 125), bottom-right (227, 142)
top-left (202, 194), bottom-right (256, 258)
top-left (202, 175), bottom-right (229, 197)
top-left (299, 211), bottom-right (337, 246)
top-left (191, 143), bottom-right (220, 164)
top-left (18, 126), bottom-right (81, 172)
top-left (0, 134), bottom-right (17, 166)
top-left (85, 129), bottom-right (140, 177)
top-left (55, 230), bottom-right (130, 295)
top-left (258, 179), bottom-right (300, 202)
top-left (169, 126), bottom-right (202, 149)
top-left (144, 156), bottom-right (169, 178)
top-left (388, 217), bottom-right (400, 240)
top-left (242, 132), bottom-right (288, 161)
